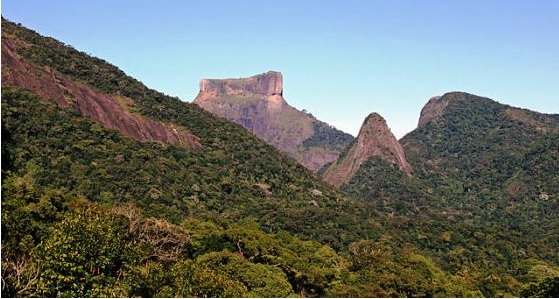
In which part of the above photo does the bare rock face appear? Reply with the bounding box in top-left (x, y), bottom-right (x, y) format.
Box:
top-left (417, 96), bottom-right (447, 127)
top-left (199, 71), bottom-right (283, 96)
top-left (193, 71), bottom-right (352, 172)
top-left (323, 113), bottom-right (412, 187)
top-left (418, 92), bottom-right (480, 128)
top-left (1, 39), bottom-right (201, 150)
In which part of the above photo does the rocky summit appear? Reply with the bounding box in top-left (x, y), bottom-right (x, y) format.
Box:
top-left (193, 71), bottom-right (353, 171)
top-left (417, 95), bottom-right (448, 127)
top-left (199, 70), bottom-right (283, 96)
top-left (323, 112), bottom-right (412, 187)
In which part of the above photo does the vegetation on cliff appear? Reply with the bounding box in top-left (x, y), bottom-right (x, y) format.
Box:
top-left (193, 71), bottom-right (353, 172)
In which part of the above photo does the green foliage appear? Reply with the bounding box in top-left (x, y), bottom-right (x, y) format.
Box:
top-left (0, 86), bottom-right (357, 297)
top-left (338, 92), bottom-right (559, 296)
top-left (187, 250), bottom-right (293, 297)
top-left (302, 120), bottom-right (354, 150)
top-left (341, 157), bottom-right (427, 213)
top-left (182, 217), bottom-right (349, 296)
top-left (2, 87), bottom-right (371, 246)
top-left (1, 190), bottom-right (351, 297)
top-left (332, 240), bottom-right (485, 297)
top-left (521, 277), bottom-right (559, 298)
top-left (31, 200), bottom-right (128, 297)
top-left (3, 19), bottom-right (559, 298)
top-left (402, 93), bottom-right (559, 202)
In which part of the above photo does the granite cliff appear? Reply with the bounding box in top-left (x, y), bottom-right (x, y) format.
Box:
top-left (200, 70), bottom-right (283, 96)
top-left (417, 95), bottom-right (448, 127)
top-left (193, 71), bottom-right (353, 171)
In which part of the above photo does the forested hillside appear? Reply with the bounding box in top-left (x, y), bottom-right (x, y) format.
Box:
top-left (2, 18), bottom-right (558, 297)
top-left (339, 92), bottom-right (559, 296)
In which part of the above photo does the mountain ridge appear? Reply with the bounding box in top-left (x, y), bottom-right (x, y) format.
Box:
top-left (0, 17), bottom-right (356, 242)
top-left (402, 91), bottom-right (559, 200)
top-left (1, 36), bottom-right (201, 150)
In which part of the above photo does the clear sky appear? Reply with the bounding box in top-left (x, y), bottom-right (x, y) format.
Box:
top-left (3, 0), bottom-right (558, 138)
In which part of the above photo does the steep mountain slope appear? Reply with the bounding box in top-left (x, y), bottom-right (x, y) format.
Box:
top-left (1, 18), bottom-right (382, 297)
top-left (1, 87), bottom-right (367, 297)
top-left (5, 18), bottom-right (486, 297)
top-left (335, 91), bottom-right (559, 296)
top-left (1, 17), bottom-right (383, 246)
top-left (398, 92), bottom-right (559, 273)
top-left (322, 112), bottom-right (412, 187)
top-left (402, 91), bottom-right (559, 202)
top-left (3, 18), bottom-right (558, 298)
top-left (193, 72), bottom-right (353, 171)
top-left (2, 35), bottom-right (201, 150)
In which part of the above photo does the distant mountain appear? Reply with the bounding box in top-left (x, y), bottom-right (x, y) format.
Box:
top-left (1, 17), bottom-right (369, 244)
top-left (337, 91), bottom-right (559, 209)
top-left (399, 92), bottom-right (559, 278)
top-left (322, 112), bottom-right (412, 187)
top-left (193, 71), bottom-right (353, 171)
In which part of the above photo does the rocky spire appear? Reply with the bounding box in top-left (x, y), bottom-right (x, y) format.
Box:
top-left (323, 112), bottom-right (412, 187)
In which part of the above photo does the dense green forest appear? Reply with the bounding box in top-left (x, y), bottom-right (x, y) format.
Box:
top-left (302, 120), bottom-right (354, 151)
top-left (341, 92), bottom-right (559, 296)
top-left (0, 84), bottom-right (482, 298)
top-left (2, 18), bottom-right (559, 297)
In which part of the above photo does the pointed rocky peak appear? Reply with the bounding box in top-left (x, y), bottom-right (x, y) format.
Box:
top-left (323, 112), bottom-right (412, 187)
top-left (198, 71), bottom-right (283, 97)
top-left (360, 112), bottom-right (390, 135)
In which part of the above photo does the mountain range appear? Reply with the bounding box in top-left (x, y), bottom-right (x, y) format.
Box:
top-left (2, 17), bottom-right (558, 298)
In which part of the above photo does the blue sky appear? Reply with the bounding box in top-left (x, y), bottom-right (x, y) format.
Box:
top-left (3, 0), bottom-right (558, 137)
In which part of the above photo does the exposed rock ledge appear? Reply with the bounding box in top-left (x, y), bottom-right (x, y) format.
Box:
top-left (193, 71), bottom-right (351, 172)
top-left (199, 71), bottom-right (283, 96)
top-left (1, 40), bottom-right (200, 150)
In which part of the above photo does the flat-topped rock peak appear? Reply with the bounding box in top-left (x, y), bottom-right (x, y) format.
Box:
top-left (199, 71), bottom-right (283, 97)
top-left (193, 71), bottom-right (353, 171)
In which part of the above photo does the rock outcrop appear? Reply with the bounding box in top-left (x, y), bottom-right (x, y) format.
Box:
top-left (193, 71), bottom-right (353, 171)
top-left (417, 92), bottom-right (487, 128)
top-left (323, 112), bottom-right (412, 187)
top-left (417, 95), bottom-right (448, 127)
top-left (200, 71), bottom-right (283, 96)
top-left (1, 38), bottom-right (201, 150)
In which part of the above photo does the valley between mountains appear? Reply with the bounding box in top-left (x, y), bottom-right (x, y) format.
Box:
top-left (2, 18), bottom-right (558, 297)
